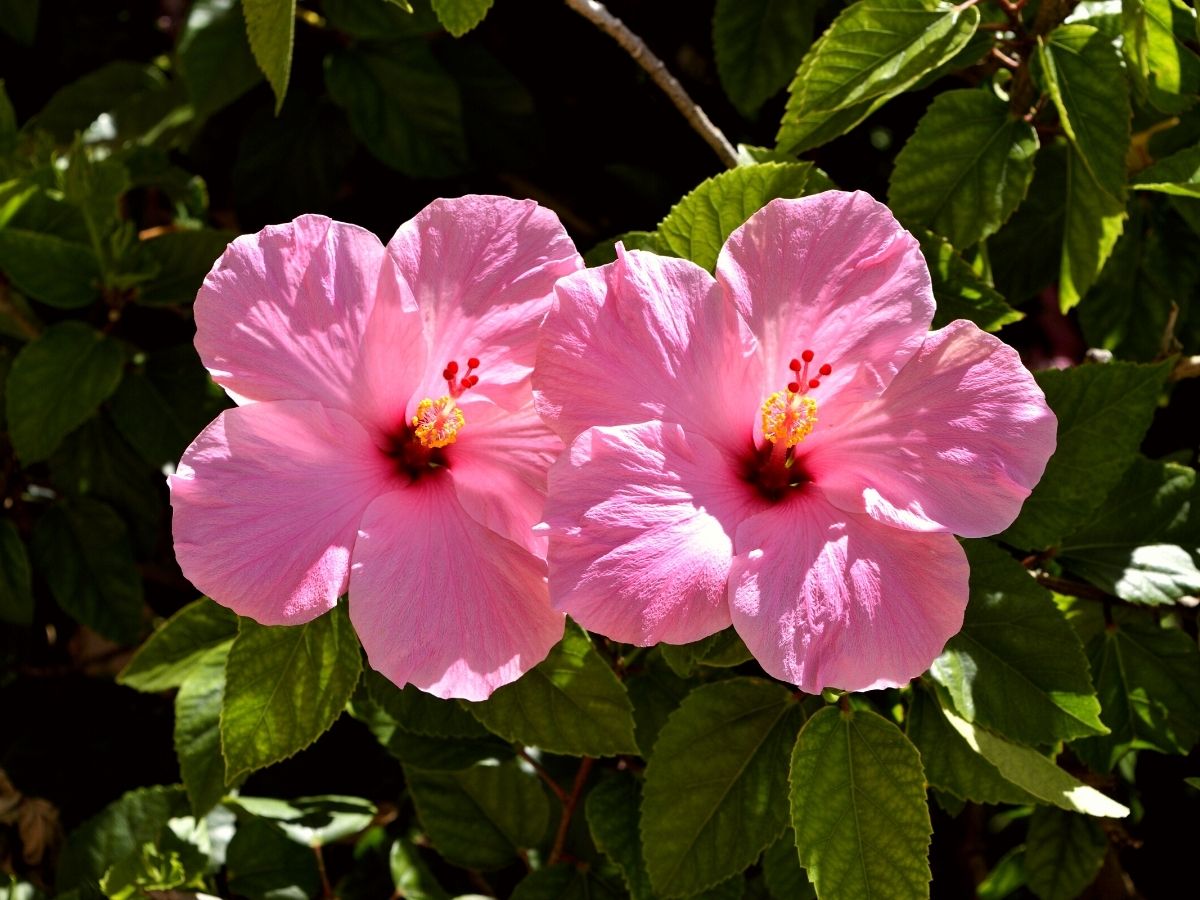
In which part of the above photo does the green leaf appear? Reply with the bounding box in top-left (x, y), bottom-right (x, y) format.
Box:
top-left (989, 143), bottom-right (1068, 304)
top-left (1133, 143), bottom-right (1200, 196)
top-left (243, 0), bottom-right (296, 114)
top-left (1060, 458), bottom-right (1200, 604)
top-left (179, 0), bottom-right (264, 119)
top-left (62, 147), bottom-right (130, 263)
top-left (642, 677), bottom-right (803, 897)
top-left (0, 82), bottom-right (17, 157)
top-left (5, 322), bottom-right (125, 463)
top-left (364, 669), bottom-right (490, 739)
top-left (0, 518), bottom-right (33, 626)
top-left (1034, 26), bottom-right (1131, 310)
top-left (57, 786), bottom-right (190, 890)
top-left (761, 830), bottom-right (815, 900)
top-left (0, 229), bottom-right (100, 309)
top-left (225, 815), bottom-right (321, 900)
top-left (136, 229), bottom-right (234, 306)
top-left (713, 0), bottom-right (817, 117)
top-left (587, 772), bottom-right (654, 900)
top-left (324, 45), bottom-right (468, 178)
top-left (930, 541), bottom-right (1105, 745)
top-left (390, 837), bottom-right (450, 900)
top-left (657, 162), bottom-right (835, 271)
top-left (907, 686), bottom-right (1037, 805)
top-left (1123, 0), bottom-right (1200, 114)
top-left (468, 620), bottom-right (637, 756)
top-left (1002, 360), bottom-right (1172, 550)
top-left (890, 88), bottom-right (1037, 249)
top-left (1024, 808), bottom-right (1107, 900)
top-left (1073, 606), bottom-right (1200, 769)
top-left (939, 705), bottom-right (1129, 817)
top-left (349, 677), bottom-right (512, 770)
top-left (0, 0), bottom-right (38, 44)
top-left (406, 759), bottom-right (550, 870)
top-left (31, 498), bottom-right (143, 643)
top-left (790, 706), bottom-right (931, 900)
top-left (510, 866), bottom-right (625, 900)
top-left (119, 597), bottom-right (238, 692)
top-left (627, 650), bottom-right (690, 753)
top-left (917, 229), bottom-right (1023, 332)
top-left (33, 62), bottom-right (176, 146)
top-left (175, 643), bottom-right (232, 816)
top-left (431, 0), bottom-right (494, 36)
top-left (220, 604), bottom-right (362, 780)
top-left (1077, 200), bottom-right (1200, 361)
top-left (107, 371), bottom-right (196, 468)
top-left (977, 847), bottom-right (1027, 900)
top-left (583, 231), bottom-right (663, 268)
top-left (323, 0), bottom-right (434, 39)
top-left (776, 0), bottom-right (980, 154)
top-left (231, 795), bottom-right (376, 845)
top-left (660, 627), bottom-right (753, 677)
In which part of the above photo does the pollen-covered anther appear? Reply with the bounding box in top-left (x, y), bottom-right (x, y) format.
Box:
top-left (761, 390), bottom-right (818, 448)
top-left (412, 396), bottom-right (465, 448)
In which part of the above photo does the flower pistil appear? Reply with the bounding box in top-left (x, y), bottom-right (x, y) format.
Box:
top-left (412, 357), bottom-right (481, 449)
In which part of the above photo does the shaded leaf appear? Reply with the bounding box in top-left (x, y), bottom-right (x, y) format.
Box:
top-left (178, 0), bottom-right (264, 119)
top-left (587, 772), bottom-right (654, 900)
top-left (1060, 457), bottom-right (1200, 605)
top-left (1132, 143), bottom-right (1200, 196)
top-left (917, 229), bottom-right (1023, 331)
top-left (406, 759), bottom-right (550, 870)
top-left (231, 795), bottom-right (376, 846)
top-left (5, 321), bottom-right (125, 463)
top-left (1024, 808), bottom-right (1107, 900)
top-left (761, 830), bottom-right (815, 900)
top-left (389, 837), bottom-right (450, 900)
top-left (510, 865), bottom-right (625, 900)
top-left (225, 815), bottom-right (320, 900)
top-left (0, 518), bottom-right (33, 626)
top-left (713, 0), bottom-right (817, 117)
top-left (660, 627), bottom-right (752, 677)
top-left (32, 498), bottom-right (143, 643)
top-left (1123, 0), bottom-right (1200, 114)
top-left (431, 0), bottom-right (494, 37)
top-left (1002, 360), bottom-right (1172, 550)
top-left (0, 229), bottom-right (100, 309)
top-left (1074, 606), bottom-right (1200, 770)
top-left (468, 620), bottom-right (637, 757)
top-left (642, 678), bottom-right (802, 897)
top-left (136, 229), bottom-right (234, 306)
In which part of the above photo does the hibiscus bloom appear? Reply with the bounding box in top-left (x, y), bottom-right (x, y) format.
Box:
top-left (534, 191), bottom-right (1056, 693)
top-left (170, 196), bottom-right (583, 699)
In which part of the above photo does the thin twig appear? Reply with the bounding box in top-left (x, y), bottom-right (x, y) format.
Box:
top-left (313, 845), bottom-right (335, 899)
top-left (519, 749), bottom-right (570, 804)
top-left (547, 757), bottom-right (594, 866)
top-left (1171, 355), bottom-right (1200, 380)
top-left (1033, 572), bottom-right (1116, 604)
top-left (563, 0), bottom-right (738, 169)
top-left (0, 277), bottom-right (41, 340)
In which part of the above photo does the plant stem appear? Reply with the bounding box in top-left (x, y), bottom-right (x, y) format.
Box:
top-left (563, 0), bottom-right (738, 169)
top-left (519, 749), bottom-right (570, 804)
top-left (547, 756), bottom-right (594, 866)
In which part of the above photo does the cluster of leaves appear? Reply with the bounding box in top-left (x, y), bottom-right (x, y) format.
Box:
top-left (2, 0), bottom-right (1200, 899)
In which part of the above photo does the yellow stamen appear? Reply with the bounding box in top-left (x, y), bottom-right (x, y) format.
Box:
top-left (412, 396), bottom-right (465, 448)
top-left (761, 390), bottom-right (818, 448)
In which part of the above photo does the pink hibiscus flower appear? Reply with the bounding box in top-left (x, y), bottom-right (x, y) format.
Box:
top-left (170, 196), bottom-right (583, 700)
top-left (534, 191), bottom-right (1056, 693)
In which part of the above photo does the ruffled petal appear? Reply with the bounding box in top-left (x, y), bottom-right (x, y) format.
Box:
top-left (195, 215), bottom-right (385, 412)
top-left (448, 396), bottom-right (561, 557)
top-left (349, 480), bottom-right (564, 701)
top-left (170, 401), bottom-right (395, 625)
top-left (716, 191), bottom-right (934, 407)
top-left (809, 321), bottom-right (1057, 537)
top-left (728, 491), bottom-right (968, 694)
top-left (379, 195), bottom-right (583, 414)
top-left (535, 247), bottom-right (760, 447)
top-left (543, 421), bottom-right (764, 646)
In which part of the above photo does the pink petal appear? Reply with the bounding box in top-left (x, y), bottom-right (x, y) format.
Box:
top-left (535, 247), bottom-right (760, 447)
top-left (170, 401), bottom-right (395, 625)
top-left (808, 321), bottom-right (1057, 537)
top-left (195, 215), bottom-right (385, 412)
top-left (728, 491), bottom-right (969, 694)
top-left (543, 421), bottom-right (765, 646)
top-left (379, 195), bottom-right (583, 415)
top-left (448, 395), bottom-right (562, 557)
top-left (716, 192), bottom-right (934, 407)
top-left (349, 480), bottom-right (563, 701)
